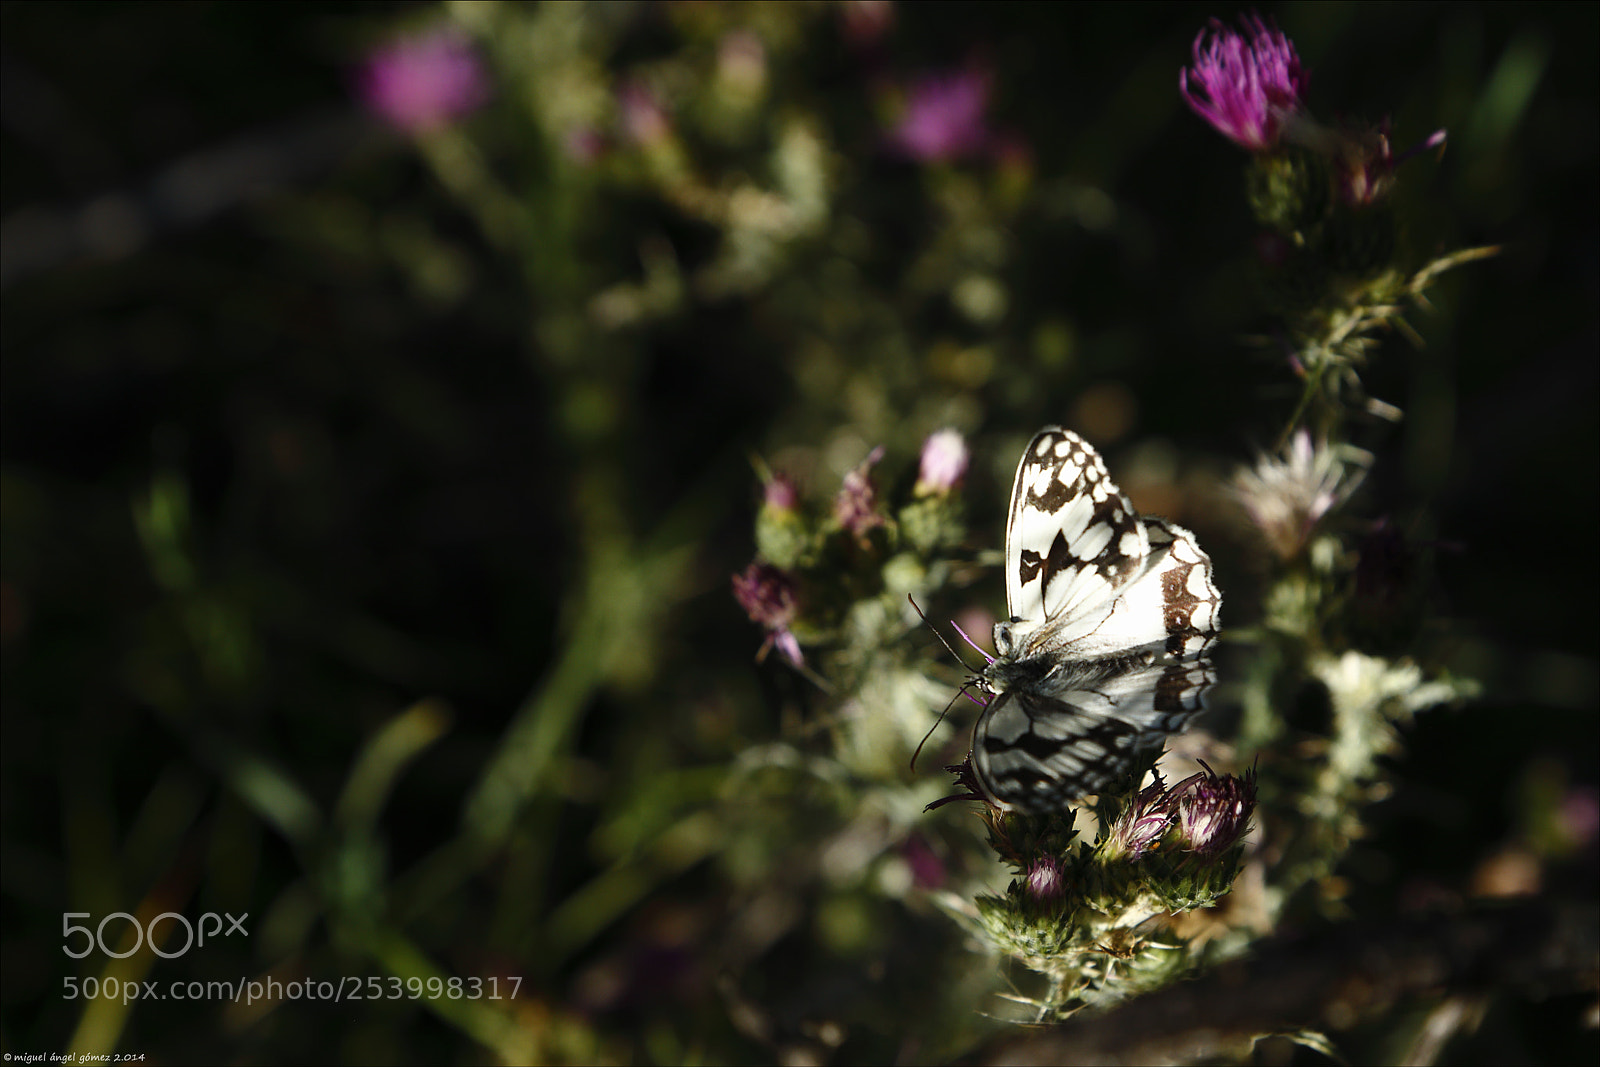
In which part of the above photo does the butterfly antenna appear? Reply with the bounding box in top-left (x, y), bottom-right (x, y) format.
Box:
top-left (906, 594), bottom-right (983, 671)
top-left (911, 684), bottom-right (974, 771)
top-left (948, 616), bottom-right (995, 665)
top-left (906, 595), bottom-right (991, 770)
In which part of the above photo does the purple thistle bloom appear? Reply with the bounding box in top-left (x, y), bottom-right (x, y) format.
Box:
top-left (731, 562), bottom-right (803, 666)
top-left (834, 446), bottom-right (887, 538)
top-left (915, 429), bottom-right (969, 496)
top-left (1180, 15), bottom-right (1308, 151)
top-left (1175, 762), bottom-right (1258, 856)
top-left (357, 26), bottom-right (490, 134)
top-left (1103, 776), bottom-right (1178, 860)
top-left (1024, 852), bottom-right (1068, 904)
top-left (888, 68), bottom-right (993, 162)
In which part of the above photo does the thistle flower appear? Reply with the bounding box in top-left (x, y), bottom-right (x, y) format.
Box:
top-left (915, 430), bottom-right (969, 496)
top-left (834, 446), bottom-right (887, 538)
top-left (357, 26), bottom-right (490, 134)
top-left (1232, 431), bottom-right (1368, 559)
top-left (1180, 15), bottom-right (1308, 152)
top-left (1024, 852), bottom-right (1068, 904)
top-left (1102, 777), bottom-right (1178, 861)
top-left (888, 68), bottom-right (993, 162)
top-left (731, 562), bottom-right (803, 666)
top-left (1174, 763), bottom-right (1257, 857)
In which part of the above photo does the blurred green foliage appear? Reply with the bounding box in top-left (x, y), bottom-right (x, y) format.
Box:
top-left (1, 2), bottom-right (1595, 1064)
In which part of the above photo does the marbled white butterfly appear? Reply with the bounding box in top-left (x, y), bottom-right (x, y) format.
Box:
top-left (970, 428), bottom-right (1220, 811)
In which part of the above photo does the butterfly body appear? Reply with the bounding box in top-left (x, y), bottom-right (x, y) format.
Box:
top-left (971, 428), bottom-right (1220, 812)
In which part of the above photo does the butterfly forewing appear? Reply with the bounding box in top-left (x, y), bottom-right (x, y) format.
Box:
top-left (972, 428), bottom-right (1221, 812)
top-left (1004, 430), bottom-right (1149, 630)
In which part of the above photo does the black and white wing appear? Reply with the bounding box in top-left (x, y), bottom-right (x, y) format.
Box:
top-left (970, 427), bottom-right (1221, 811)
top-left (972, 652), bottom-right (1216, 810)
top-left (1000, 429), bottom-right (1152, 658)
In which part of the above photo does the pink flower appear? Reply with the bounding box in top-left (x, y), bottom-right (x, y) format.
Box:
top-left (1102, 777), bottom-right (1178, 861)
top-left (732, 562), bottom-right (803, 666)
top-left (1174, 762), bottom-right (1257, 856)
top-left (900, 834), bottom-right (947, 890)
top-left (915, 430), bottom-right (969, 496)
top-left (1024, 853), bottom-right (1068, 904)
top-left (357, 27), bottom-right (490, 134)
top-left (618, 81), bottom-right (671, 146)
top-left (889, 68), bottom-right (993, 162)
top-left (834, 446), bottom-right (887, 538)
top-left (763, 471), bottom-right (799, 513)
top-left (1180, 15), bottom-right (1308, 151)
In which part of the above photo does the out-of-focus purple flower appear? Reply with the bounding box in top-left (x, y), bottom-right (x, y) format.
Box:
top-left (834, 446), bottom-right (887, 537)
top-left (732, 562), bottom-right (803, 666)
top-left (763, 471), bottom-right (799, 513)
top-left (1024, 852), bottom-right (1068, 904)
top-left (889, 68), bottom-right (992, 162)
top-left (357, 26), bottom-right (490, 134)
top-left (1103, 777), bottom-right (1177, 861)
top-left (900, 834), bottom-right (947, 889)
top-left (1175, 762), bottom-right (1257, 856)
top-left (1558, 786), bottom-right (1599, 850)
top-left (618, 81), bottom-right (671, 146)
top-left (915, 429), bottom-right (969, 496)
top-left (1180, 15), bottom-right (1308, 151)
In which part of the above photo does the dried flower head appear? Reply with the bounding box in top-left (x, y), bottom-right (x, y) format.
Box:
top-left (834, 446), bottom-right (887, 538)
top-left (1232, 430), bottom-right (1368, 559)
top-left (925, 754), bottom-right (995, 813)
top-left (1180, 15), bottom-right (1308, 152)
top-left (731, 562), bottom-right (803, 666)
top-left (915, 430), bottom-right (969, 496)
top-left (357, 26), bottom-right (490, 134)
top-left (1175, 762), bottom-right (1257, 856)
top-left (1336, 124), bottom-right (1448, 206)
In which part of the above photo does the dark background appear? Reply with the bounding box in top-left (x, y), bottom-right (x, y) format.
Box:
top-left (2, 2), bottom-right (1595, 1063)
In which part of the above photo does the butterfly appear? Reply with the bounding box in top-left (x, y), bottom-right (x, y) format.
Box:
top-left (970, 428), bottom-right (1220, 811)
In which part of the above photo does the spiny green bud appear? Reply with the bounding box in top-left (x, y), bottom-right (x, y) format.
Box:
top-left (1247, 146), bottom-right (1329, 237)
top-left (755, 472), bottom-right (811, 570)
